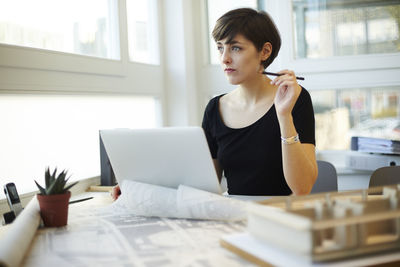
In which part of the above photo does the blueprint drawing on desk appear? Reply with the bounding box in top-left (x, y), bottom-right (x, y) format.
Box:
top-left (22, 195), bottom-right (251, 267)
top-left (1, 180), bottom-right (251, 267)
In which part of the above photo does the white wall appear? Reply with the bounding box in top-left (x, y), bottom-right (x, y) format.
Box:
top-left (161, 0), bottom-right (199, 126)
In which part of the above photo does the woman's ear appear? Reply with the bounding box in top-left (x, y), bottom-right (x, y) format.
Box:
top-left (261, 42), bottom-right (272, 61)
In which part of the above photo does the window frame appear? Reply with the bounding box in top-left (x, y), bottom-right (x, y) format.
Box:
top-left (0, 0), bottom-right (163, 95)
top-left (126, 0), bottom-right (161, 65)
top-left (265, 0), bottom-right (400, 156)
top-left (265, 0), bottom-right (400, 91)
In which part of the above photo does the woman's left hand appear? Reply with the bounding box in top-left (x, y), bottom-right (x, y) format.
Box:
top-left (111, 184), bottom-right (121, 201)
top-left (271, 69), bottom-right (302, 118)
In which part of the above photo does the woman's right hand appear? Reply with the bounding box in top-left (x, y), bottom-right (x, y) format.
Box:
top-left (111, 184), bottom-right (121, 201)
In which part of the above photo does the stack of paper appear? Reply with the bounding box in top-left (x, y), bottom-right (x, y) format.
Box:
top-left (351, 136), bottom-right (400, 155)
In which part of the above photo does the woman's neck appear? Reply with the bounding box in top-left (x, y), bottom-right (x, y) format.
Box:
top-left (237, 74), bottom-right (275, 105)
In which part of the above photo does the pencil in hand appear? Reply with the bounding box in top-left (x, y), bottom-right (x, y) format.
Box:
top-left (262, 71), bottom-right (305, 81)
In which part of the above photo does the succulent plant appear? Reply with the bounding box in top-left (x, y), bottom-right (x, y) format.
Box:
top-left (35, 167), bottom-right (78, 195)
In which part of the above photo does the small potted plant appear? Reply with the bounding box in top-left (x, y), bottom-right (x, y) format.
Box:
top-left (35, 167), bottom-right (78, 227)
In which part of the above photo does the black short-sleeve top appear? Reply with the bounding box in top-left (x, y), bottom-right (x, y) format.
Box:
top-left (202, 87), bottom-right (315, 196)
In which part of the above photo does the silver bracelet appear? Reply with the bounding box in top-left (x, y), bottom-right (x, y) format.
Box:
top-left (281, 134), bottom-right (299, 145)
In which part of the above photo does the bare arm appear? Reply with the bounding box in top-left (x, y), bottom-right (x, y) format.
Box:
top-left (272, 70), bottom-right (318, 195)
top-left (279, 115), bottom-right (318, 195)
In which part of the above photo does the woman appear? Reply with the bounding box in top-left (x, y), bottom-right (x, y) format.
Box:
top-left (112, 7), bottom-right (317, 199)
top-left (202, 8), bottom-right (317, 195)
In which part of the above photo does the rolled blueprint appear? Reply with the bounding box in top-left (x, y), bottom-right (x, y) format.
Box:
top-left (0, 197), bottom-right (41, 267)
top-left (107, 180), bottom-right (247, 221)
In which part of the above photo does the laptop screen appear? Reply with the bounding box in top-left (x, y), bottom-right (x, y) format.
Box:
top-left (100, 127), bottom-right (222, 194)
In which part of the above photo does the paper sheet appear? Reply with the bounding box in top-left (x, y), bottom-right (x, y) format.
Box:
top-left (22, 194), bottom-right (251, 267)
top-left (106, 180), bottom-right (248, 221)
top-left (0, 197), bottom-right (41, 267)
top-left (0, 181), bottom-right (248, 267)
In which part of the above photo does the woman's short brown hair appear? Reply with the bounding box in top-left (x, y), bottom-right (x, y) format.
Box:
top-left (212, 8), bottom-right (281, 69)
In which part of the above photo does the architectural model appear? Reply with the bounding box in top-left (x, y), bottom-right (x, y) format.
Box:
top-left (247, 185), bottom-right (400, 262)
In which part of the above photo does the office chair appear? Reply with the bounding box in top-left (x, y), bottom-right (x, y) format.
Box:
top-left (368, 165), bottom-right (400, 188)
top-left (311, 160), bottom-right (338, 193)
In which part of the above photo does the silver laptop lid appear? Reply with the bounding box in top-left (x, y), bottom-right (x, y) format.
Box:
top-left (100, 127), bottom-right (222, 194)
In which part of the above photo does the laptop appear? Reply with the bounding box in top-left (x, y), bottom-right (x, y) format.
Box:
top-left (100, 127), bottom-right (222, 194)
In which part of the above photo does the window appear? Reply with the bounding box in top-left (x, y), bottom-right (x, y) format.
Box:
top-left (0, 0), bottom-right (120, 59)
top-left (126, 0), bottom-right (160, 64)
top-left (0, 1), bottom-right (161, 200)
top-left (0, 94), bottom-right (159, 195)
top-left (311, 87), bottom-right (400, 150)
top-left (206, 0), bottom-right (258, 64)
top-left (285, 0), bottom-right (400, 151)
top-left (292, 0), bottom-right (400, 59)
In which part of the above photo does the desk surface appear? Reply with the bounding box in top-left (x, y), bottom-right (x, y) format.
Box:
top-left (8, 191), bottom-right (400, 267)
top-left (20, 192), bottom-right (253, 267)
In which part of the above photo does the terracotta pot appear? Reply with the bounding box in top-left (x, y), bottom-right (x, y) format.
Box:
top-left (37, 191), bottom-right (71, 227)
